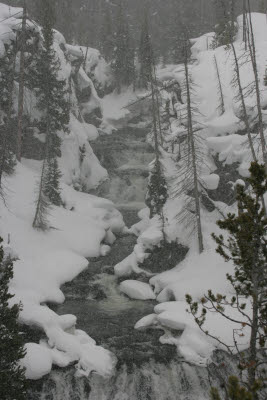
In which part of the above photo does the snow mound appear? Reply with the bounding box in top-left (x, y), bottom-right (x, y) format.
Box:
top-left (120, 280), bottom-right (156, 300)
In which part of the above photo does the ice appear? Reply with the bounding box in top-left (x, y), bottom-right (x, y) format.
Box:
top-left (120, 280), bottom-right (156, 300)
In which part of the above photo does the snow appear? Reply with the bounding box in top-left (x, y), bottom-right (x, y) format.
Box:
top-left (0, 161), bottom-right (124, 379)
top-left (201, 174), bottom-right (220, 190)
top-left (66, 44), bottom-right (112, 93)
top-left (1, 2), bottom-right (267, 379)
top-left (134, 313), bottom-right (158, 330)
top-left (120, 280), bottom-right (156, 300)
top-left (101, 88), bottom-right (136, 129)
top-left (127, 12), bottom-right (267, 367)
top-left (21, 344), bottom-right (54, 380)
top-left (60, 115), bottom-right (108, 192)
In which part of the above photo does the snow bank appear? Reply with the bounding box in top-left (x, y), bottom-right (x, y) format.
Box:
top-left (60, 115), bottom-right (108, 192)
top-left (66, 44), bottom-right (112, 94)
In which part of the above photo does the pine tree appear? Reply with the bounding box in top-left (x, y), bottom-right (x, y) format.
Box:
top-left (99, 4), bottom-right (114, 61)
top-left (112, 2), bottom-right (135, 92)
top-left (146, 159), bottom-right (168, 219)
top-left (213, 0), bottom-right (237, 47)
top-left (187, 162), bottom-right (267, 400)
top-left (138, 11), bottom-right (153, 89)
top-left (44, 158), bottom-right (62, 206)
top-left (0, 237), bottom-right (27, 400)
top-left (0, 42), bottom-right (17, 185)
top-left (210, 376), bottom-right (255, 400)
top-left (30, 0), bottom-right (70, 225)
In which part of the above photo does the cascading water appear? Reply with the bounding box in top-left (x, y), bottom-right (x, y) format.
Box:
top-left (28, 126), bottom-right (236, 399)
top-left (92, 126), bottom-right (155, 208)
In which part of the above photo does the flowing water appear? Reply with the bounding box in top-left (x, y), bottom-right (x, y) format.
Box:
top-left (92, 126), bottom-right (154, 207)
top-left (27, 127), bottom-right (236, 399)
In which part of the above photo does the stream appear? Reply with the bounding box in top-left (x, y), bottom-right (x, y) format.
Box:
top-left (27, 127), bottom-right (235, 399)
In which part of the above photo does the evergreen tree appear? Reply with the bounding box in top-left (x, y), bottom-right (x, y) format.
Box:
top-left (210, 376), bottom-right (256, 400)
top-left (44, 158), bottom-right (62, 206)
top-left (0, 238), bottom-right (27, 400)
top-left (0, 42), bottom-right (17, 185)
top-left (187, 162), bottom-right (267, 400)
top-left (99, 4), bottom-right (114, 61)
top-left (30, 0), bottom-right (70, 224)
top-left (112, 2), bottom-right (135, 92)
top-left (138, 12), bottom-right (153, 89)
top-left (146, 159), bottom-right (168, 218)
top-left (213, 0), bottom-right (237, 47)
top-left (28, 0), bottom-right (70, 155)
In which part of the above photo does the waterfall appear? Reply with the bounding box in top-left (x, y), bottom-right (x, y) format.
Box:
top-left (28, 352), bottom-right (237, 400)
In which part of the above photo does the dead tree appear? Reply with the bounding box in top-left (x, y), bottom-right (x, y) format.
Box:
top-left (214, 54), bottom-right (225, 115)
top-left (183, 40), bottom-right (204, 254)
top-left (231, 43), bottom-right (256, 161)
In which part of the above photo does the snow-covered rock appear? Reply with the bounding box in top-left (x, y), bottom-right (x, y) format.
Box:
top-left (120, 280), bottom-right (156, 300)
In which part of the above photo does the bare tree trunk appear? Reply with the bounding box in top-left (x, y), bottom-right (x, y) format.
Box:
top-left (231, 42), bottom-right (266, 214)
top-left (152, 63), bottom-right (163, 145)
top-left (247, 1), bottom-right (267, 171)
top-left (231, 43), bottom-right (256, 160)
top-left (184, 45), bottom-right (204, 254)
top-left (243, 0), bottom-right (247, 48)
top-left (150, 69), bottom-right (160, 163)
top-left (0, 39), bottom-right (17, 186)
top-left (17, 0), bottom-right (27, 162)
top-left (83, 46), bottom-right (89, 71)
top-left (214, 55), bottom-right (225, 115)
